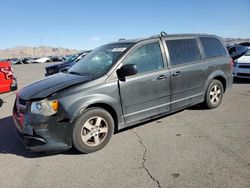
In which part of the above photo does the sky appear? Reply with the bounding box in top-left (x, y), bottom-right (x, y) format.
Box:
top-left (0, 0), bottom-right (250, 50)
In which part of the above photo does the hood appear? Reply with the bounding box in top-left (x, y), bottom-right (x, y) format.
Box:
top-left (237, 55), bottom-right (250, 64)
top-left (18, 73), bottom-right (90, 100)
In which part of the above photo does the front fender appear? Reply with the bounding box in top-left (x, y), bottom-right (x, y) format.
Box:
top-left (64, 94), bottom-right (124, 127)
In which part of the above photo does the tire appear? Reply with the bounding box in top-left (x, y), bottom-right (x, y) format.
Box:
top-left (72, 108), bottom-right (114, 153)
top-left (204, 79), bottom-right (224, 109)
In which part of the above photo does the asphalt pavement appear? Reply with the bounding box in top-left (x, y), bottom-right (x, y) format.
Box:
top-left (0, 63), bottom-right (249, 188)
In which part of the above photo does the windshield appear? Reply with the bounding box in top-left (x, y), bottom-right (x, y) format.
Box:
top-left (64, 54), bottom-right (77, 63)
top-left (68, 43), bottom-right (134, 78)
top-left (245, 50), bottom-right (250, 56)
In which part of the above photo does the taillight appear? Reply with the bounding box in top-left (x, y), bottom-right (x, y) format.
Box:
top-left (0, 66), bottom-right (14, 80)
top-left (229, 58), bottom-right (234, 69)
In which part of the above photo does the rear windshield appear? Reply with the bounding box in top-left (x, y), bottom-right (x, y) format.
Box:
top-left (200, 37), bottom-right (227, 58)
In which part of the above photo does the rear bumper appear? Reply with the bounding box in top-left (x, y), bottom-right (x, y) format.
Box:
top-left (13, 109), bottom-right (72, 152)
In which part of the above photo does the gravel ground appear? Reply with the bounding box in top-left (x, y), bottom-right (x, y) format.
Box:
top-left (0, 63), bottom-right (249, 188)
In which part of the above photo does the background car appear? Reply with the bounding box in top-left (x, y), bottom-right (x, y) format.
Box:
top-left (227, 44), bottom-right (248, 60)
top-left (0, 61), bottom-right (17, 93)
top-left (32, 57), bottom-right (52, 63)
top-left (233, 49), bottom-right (250, 78)
top-left (238, 42), bottom-right (250, 50)
top-left (45, 50), bottom-right (91, 76)
top-left (48, 56), bottom-right (65, 62)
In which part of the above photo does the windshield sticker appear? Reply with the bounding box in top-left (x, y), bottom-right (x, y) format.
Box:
top-left (112, 48), bottom-right (127, 52)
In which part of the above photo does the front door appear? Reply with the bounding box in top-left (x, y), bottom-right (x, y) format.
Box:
top-left (118, 41), bottom-right (171, 125)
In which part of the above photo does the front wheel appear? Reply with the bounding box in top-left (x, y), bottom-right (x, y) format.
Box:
top-left (204, 79), bottom-right (224, 109)
top-left (72, 108), bottom-right (114, 153)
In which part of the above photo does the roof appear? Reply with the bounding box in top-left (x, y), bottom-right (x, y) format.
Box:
top-left (109, 33), bottom-right (221, 45)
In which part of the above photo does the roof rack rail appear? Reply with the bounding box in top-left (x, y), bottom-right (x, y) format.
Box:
top-left (160, 31), bottom-right (167, 37)
top-left (118, 38), bottom-right (126, 41)
top-left (150, 31), bottom-right (167, 38)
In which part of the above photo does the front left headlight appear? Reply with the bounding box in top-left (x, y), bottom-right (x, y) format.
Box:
top-left (30, 99), bottom-right (59, 116)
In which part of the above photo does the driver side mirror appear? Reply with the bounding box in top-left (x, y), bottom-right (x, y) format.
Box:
top-left (116, 64), bottom-right (137, 81)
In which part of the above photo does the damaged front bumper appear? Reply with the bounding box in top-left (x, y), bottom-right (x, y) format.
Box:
top-left (13, 101), bottom-right (72, 152)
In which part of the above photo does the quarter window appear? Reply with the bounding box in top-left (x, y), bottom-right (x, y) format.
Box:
top-left (200, 37), bottom-right (227, 58)
top-left (166, 39), bottom-right (201, 66)
top-left (123, 42), bottom-right (164, 74)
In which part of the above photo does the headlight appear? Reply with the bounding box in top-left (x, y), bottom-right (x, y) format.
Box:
top-left (30, 99), bottom-right (59, 116)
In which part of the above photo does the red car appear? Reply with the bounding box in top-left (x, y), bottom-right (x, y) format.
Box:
top-left (0, 61), bottom-right (17, 93)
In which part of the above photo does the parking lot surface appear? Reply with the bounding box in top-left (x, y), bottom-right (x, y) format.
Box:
top-left (0, 63), bottom-right (249, 188)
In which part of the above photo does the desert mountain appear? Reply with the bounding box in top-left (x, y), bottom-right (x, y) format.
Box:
top-left (225, 38), bottom-right (250, 45)
top-left (0, 46), bottom-right (79, 59)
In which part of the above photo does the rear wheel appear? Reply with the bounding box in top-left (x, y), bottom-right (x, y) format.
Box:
top-left (204, 79), bottom-right (224, 109)
top-left (72, 108), bottom-right (114, 153)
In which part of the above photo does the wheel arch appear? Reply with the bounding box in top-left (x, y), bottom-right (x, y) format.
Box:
top-left (204, 71), bottom-right (227, 94)
top-left (86, 103), bottom-right (119, 132)
top-left (213, 75), bottom-right (226, 93)
top-left (68, 95), bottom-right (122, 132)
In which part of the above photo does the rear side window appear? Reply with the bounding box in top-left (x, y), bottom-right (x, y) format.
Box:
top-left (166, 39), bottom-right (201, 66)
top-left (200, 37), bottom-right (227, 58)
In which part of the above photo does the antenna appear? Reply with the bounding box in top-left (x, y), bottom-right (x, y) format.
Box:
top-left (160, 31), bottom-right (167, 37)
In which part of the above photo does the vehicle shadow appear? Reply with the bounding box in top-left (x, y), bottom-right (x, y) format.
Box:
top-left (0, 108), bottom-right (198, 157)
top-left (0, 116), bottom-right (81, 158)
top-left (233, 77), bottom-right (250, 84)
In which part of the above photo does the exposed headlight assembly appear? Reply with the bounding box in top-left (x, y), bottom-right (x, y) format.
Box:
top-left (31, 99), bottom-right (59, 116)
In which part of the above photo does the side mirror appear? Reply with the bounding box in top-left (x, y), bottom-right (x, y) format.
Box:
top-left (0, 98), bottom-right (3, 107)
top-left (117, 64), bottom-right (137, 81)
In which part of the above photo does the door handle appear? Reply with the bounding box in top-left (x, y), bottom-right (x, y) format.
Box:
top-left (157, 74), bottom-right (168, 80)
top-left (172, 71), bottom-right (181, 77)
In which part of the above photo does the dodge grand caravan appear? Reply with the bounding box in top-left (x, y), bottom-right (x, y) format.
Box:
top-left (13, 33), bottom-right (233, 153)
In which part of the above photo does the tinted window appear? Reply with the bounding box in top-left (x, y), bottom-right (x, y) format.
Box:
top-left (166, 39), bottom-right (201, 66)
top-left (123, 42), bottom-right (164, 74)
top-left (200, 37), bottom-right (227, 58)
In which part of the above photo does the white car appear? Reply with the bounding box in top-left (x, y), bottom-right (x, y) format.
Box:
top-left (233, 50), bottom-right (250, 78)
top-left (33, 57), bottom-right (51, 63)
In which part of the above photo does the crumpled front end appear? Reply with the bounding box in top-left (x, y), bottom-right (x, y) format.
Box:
top-left (13, 97), bottom-right (72, 152)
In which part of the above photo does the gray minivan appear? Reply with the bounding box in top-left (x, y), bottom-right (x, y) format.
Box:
top-left (13, 33), bottom-right (233, 153)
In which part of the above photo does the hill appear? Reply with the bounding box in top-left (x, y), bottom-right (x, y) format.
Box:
top-left (225, 38), bottom-right (250, 45)
top-left (0, 46), bottom-right (79, 59)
